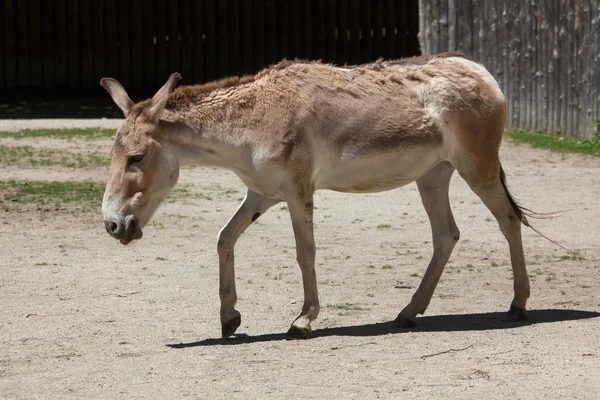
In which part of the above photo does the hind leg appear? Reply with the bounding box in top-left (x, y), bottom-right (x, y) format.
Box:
top-left (455, 159), bottom-right (530, 320)
top-left (394, 162), bottom-right (460, 327)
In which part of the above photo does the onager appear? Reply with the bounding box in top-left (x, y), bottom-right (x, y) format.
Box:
top-left (101, 53), bottom-right (532, 339)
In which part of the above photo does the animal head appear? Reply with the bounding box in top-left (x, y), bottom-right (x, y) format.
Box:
top-left (101, 73), bottom-right (182, 245)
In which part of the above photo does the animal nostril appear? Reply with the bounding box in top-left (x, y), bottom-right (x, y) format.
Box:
top-left (109, 222), bottom-right (118, 233)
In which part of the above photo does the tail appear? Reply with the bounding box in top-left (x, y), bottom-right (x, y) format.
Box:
top-left (499, 163), bottom-right (570, 251)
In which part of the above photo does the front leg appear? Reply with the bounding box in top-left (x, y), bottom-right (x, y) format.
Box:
top-left (217, 189), bottom-right (279, 338)
top-left (285, 195), bottom-right (319, 339)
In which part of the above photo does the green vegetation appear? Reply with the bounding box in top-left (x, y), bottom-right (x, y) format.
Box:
top-left (0, 145), bottom-right (108, 168)
top-left (0, 128), bottom-right (115, 139)
top-left (504, 129), bottom-right (600, 156)
top-left (0, 180), bottom-right (104, 208)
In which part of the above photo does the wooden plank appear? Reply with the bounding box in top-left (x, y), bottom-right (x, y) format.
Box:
top-left (217, 0), bottom-right (230, 76)
top-left (302, 0), bottom-right (313, 60)
top-left (142, 0), bottom-right (155, 85)
top-left (361, 0), bottom-right (373, 62)
top-left (396, 0), bottom-right (408, 58)
top-left (168, 0), bottom-right (180, 79)
top-left (372, 0), bottom-right (384, 59)
top-left (28, 0), bottom-right (43, 86)
top-left (253, 0), bottom-right (266, 71)
top-left (204, 0), bottom-right (217, 80)
top-left (312, 0), bottom-right (325, 61)
top-left (3, 0), bottom-right (17, 88)
top-left (117, 0), bottom-right (130, 87)
top-left (16, 0), bottom-right (30, 86)
top-left (265, 0), bottom-right (277, 65)
top-left (290, 0), bottom-right (302, 58)
top-left (180, 0), bottom-right (193, 80)
top-left (338, 0), bottom-right (349, 64)
top-left (104, 0), bottom-right (118, 80)
top-left (325, 0), bottom-right (337, 62)
top-left (79, 0), bottom-right (93, 88)
top-left (191, 0), bottom-right (204, 83)
top-left (384, 0), bottom-right (397, 59)
top-left (229, 0), bottom-right (241, 75)
top-left (348, 0), bottom-right (360, 64)
top-left (0, 3), bottom-right (4, 88)
top-left (276, 0), bottom-right (289, 61)
top-left (155, 0), bottom-right (168, 83)
top-left (91, 0), bottom-right (105, 87)
top-left (130, 0), bottom-right (143, 87)
top-left (241, 0), bottom-right (253, 74)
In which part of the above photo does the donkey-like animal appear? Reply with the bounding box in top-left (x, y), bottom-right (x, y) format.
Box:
top-left (101, 53), bottom-right (532, 339)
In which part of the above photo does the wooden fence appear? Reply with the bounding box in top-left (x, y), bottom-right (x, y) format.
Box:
top-left (0, 0), bottom-right (420, 90)
top-left (420, 0), bottom-right (600, 139)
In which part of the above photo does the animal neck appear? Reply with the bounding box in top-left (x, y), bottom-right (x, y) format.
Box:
top-left (157, 89), bottom-right (258, 174)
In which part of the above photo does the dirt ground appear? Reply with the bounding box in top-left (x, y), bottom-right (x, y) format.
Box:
top-left (1, 133), bottom-right (599, 399)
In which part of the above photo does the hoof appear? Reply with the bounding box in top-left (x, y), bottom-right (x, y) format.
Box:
top-left (285, 325), bottom-right (312, 340)
top-left (221, 314), bottom-right (241, 338)
top-left (392, 314), bottom-right (417, 328)
top-left (506, 305), bottom-right (528, 321)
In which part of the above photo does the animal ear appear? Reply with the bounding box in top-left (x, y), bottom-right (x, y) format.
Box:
top-left (99, 78), bottom-right (135, 117)
top-left (145, 72), bottom-right (182, 124)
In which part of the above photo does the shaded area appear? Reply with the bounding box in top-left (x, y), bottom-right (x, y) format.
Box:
top-left (0, 88), bottom-right (152, 119)
top-left (167, 309), bottom-right (600, 348)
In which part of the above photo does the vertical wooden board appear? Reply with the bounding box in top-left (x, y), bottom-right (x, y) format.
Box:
top-left (348, 0), bottom-right (360, 64)
top-left (168, 0), bottom-right (180, 79)
top-left (104, 0), bottom-right (118, 81)
top-left (253, 0), bottom-right (266, 71)
top-left (384, 0), bottom-right (396, 59)
top-left (265, 0), bottom-right (277, 65)
top-left (142, 0), bottom-right (156, 85)
top-left (16, 0), bottom-right (30, 86)
top-left (325, 0), bottom-right (337, 62)
top-left (372, 0), bottom-right (384, 59)
top-left (241, 0), bottom-right (253, 74)
top-left (0, 3), bottom-right (4, 88)
top-left (28, 0), bottom-right (43, 86)
top-left (67, 0), bottom-right (81, 87)
top-left (218, 0), bottom-right (230, 76)
top-left (3, 0), bottom-right (17, 87)
top-left (302, 0), bottom-right (313, 60)
top-left (204, 0), bottom-right (217, 80)
top-left (155, 0), bottom-right (168, 83)
top-left (191, 0), bottom-right (204, 83)
top-left (117, 0), bottom-right (130, 87)
top-left (290, 0), bottom-right (302, 58)
top-left (396, 0), bottom-right (407, 58)
top-left (79, 0), bottom-right (94, 88)
top-left (130, 0), bottom-right (143, 87)
top-left (179, 0), bottom-right (193, 81)
top-left (276, 0), bottom-right (290, 61)
top-left (338, 0), bottom-right (349, 64)
top-left (312, 0), bottom-right (325, 61)
top-left (229, 0), bottom-right (241, 76)
top-left (360, 0), bottom-right (373, 62)
top-left (53, 0), bottom-right (68, 85)
top-left (91, 0), bottom-right (105, 87)
top-left (41, 0), bottom-right (55, 87)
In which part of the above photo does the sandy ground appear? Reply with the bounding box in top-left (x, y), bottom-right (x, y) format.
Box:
top-left (1, 130), bottom-right (599, 399)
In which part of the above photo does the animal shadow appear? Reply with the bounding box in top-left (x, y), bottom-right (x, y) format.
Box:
top-left (166, 308), bottom-right (599, 348)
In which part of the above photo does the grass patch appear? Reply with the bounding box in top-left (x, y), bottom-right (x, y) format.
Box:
top-left (504, 129), bottom-right (600, 156)
top-left (0, 128), bottom-right (115, 139)
top-left (0, 180), bottom-right (104, 207)
top-left (0, 145), bottom-right (108, 168)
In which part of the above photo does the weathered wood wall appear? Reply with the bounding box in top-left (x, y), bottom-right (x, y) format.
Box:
top-left (0, 0), bottom-right (420, 89)
top-left (420, 0), bottom-right (600, 139)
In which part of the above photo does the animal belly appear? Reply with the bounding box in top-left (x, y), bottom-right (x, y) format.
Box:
top-left (314, 148), bottom-right (442, 193)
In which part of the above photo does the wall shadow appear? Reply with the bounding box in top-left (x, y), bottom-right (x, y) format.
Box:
top-left (166, 308), bottom-right (600, 348)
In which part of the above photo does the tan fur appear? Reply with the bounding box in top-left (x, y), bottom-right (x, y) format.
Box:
top-left (101, 52), bottom-right (533, 338)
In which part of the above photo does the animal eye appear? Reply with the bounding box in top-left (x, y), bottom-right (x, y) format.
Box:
top-left (129, 154), bottom-right (145, 164)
